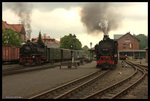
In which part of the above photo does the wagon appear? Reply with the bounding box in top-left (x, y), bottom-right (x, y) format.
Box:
top-left (2, 46), bottom-right (20, 62)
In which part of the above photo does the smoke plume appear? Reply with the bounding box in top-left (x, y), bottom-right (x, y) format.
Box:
top-left (80, 3), bottom-right (122, 35)
top-left (5, 3), bottom-right (33, 40)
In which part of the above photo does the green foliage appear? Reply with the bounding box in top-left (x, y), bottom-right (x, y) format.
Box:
top-left (82, 45), bottom-right (90, 57)
top-left (134, 34), bottom-right (148, 50)
top-left (60, 34), bottom-right (82, 50)
top-left (37, 32), bottom-right (44, 46)
top-left (2, 28), bottom-right (22, 46)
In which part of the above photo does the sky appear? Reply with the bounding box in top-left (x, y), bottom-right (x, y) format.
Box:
top-left (2, 2), bottom-right (148, 48)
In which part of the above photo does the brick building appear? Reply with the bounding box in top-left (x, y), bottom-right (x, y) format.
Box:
top-left (2, 20), bottom-right (27, 42)
top-left (114, 32), bottom-right (139, 50)
top-left (114, 32), bottom-right (146, 59)
top-left (145, 48), bottom-right (148, 63)
top-left (31, 32), bottom-right (60, 48)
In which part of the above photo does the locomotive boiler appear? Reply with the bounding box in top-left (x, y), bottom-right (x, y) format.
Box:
top-left (19, 40), bottom-right (48, 65)
top-left (95, 35), bottom-right (118, 69)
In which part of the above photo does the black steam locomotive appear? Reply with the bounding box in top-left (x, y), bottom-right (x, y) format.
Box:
top-left (19, 40), bottom-right (48, 65)
top-left (95, 35), bottom-right (118, 69)
top-left (19, 40), bottom-right (84, 66)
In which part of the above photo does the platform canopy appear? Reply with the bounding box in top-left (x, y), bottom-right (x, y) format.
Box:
top-left (119, 50), bottom-right (145, 52)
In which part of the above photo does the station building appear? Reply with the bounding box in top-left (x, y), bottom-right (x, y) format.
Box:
top-left (145, 48), bottom-right (148, 63)
top-left (114, 32), bottom-right (146, 59)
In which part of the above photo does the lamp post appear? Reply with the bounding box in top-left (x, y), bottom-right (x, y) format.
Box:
top-left (132, 34), bottom-right (135, 60)
top-left (72, 34), bottom-right (76, 64)
top-left (72, 34), bottom-right (76, 50)
top-left (90, 42), bottom-right (92, 61)
top-left (90, 42), bottom-right (92, 49)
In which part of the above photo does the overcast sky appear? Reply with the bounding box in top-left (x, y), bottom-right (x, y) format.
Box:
top-left (2, 2), bottom-right (148, 48)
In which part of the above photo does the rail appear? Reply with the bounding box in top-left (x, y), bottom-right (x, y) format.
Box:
top-left (84, 61), bottom-right (146, 99)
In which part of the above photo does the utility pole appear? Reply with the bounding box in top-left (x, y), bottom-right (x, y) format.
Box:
top-left (72, 34), bottom-right (76, 64)
top-left (44, 33), bottom-right (46, 43)
top-left (132, 33), bottom-right (135, 60)
top-left (90, 42), bottom-right (92, 61)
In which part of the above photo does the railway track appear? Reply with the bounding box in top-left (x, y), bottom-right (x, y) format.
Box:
top-left (127, 61), bottom-right (148, 72)
top-left (83, 61), bottom-right (146, 99)
top-left (29, 69), bottom-right (110, 99)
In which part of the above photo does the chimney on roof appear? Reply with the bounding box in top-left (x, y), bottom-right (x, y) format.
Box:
top-left (44, 33), bottom-right (46, 43)
top-left (127, 32), bottom-right (130, 34)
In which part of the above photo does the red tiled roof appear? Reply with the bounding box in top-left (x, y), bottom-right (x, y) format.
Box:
top-left (32, 36), bottom-right (59, 44)
top-left (41, 36), bottom-right (52, 39)
top-left (2, 21), bottom-right (16, 31)
top-left (2, 21), bottom-right (23, 33)
top-left (2, 20), bottom-right (27, 42)
top-left (10, 24), bottom-right (23, 32)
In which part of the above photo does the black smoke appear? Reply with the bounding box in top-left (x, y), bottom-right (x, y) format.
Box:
top-left (4, 2), bottom-right (33, 40)
top-left (80, 3), bottom-right (122, 35)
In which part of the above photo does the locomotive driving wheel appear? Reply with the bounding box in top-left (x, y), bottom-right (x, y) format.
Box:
top-left (35, 56), bottom-right (41, 65)
top-left (38, 57), bottom-right (41, 65)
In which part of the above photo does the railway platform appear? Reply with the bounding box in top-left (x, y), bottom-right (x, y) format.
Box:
top-left (2, 61), bottom-right (82, 76)
top-left (2, 61), bottom-right (99, 98)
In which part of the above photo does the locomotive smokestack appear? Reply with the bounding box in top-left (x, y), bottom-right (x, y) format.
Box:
top-left (103, 34), bottom-right (109, 40)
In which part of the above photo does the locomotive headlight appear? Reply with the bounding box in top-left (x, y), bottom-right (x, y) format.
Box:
top-left (32, 56), bottom-right (35, 58)
top-left (114, 54), bottom-right (117, 57)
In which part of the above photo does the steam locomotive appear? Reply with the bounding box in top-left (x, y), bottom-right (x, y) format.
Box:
top-left (95, 35), bottom-right (118, 69)
top-left (19, 40), bottom-right (48, 65)
top-left (19, 40), bottom-right (84, 66)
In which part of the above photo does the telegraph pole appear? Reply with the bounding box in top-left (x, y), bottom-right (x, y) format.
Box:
top-left (131, 26), bottom-right (135, 60)
top-left (90, 42), bottom-right (92, 61)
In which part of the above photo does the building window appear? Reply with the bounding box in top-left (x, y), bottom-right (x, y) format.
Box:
top-left (125, 37), bottom-right (130, 44)
top-left (129, 43), bottom-right (133, 49)
top-left (126, 37), bottom-right (129, 40)
top-left (123, 43), bottom-right (126, 48)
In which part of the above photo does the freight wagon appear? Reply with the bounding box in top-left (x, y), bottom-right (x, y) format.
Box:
top-left (2, 46), bottom-right (20, 63)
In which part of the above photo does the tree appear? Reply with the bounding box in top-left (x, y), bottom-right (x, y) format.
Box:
top-left (60, 34), bottom-right (82, 50)
top-left (82, 45), bottom-right (90, 57)
top-left (2, 28), bottom-right (22, 46)
top-left (133, 34), bottom-right (148, 50)
top-left (37, 31), bottom-right (44, 46)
